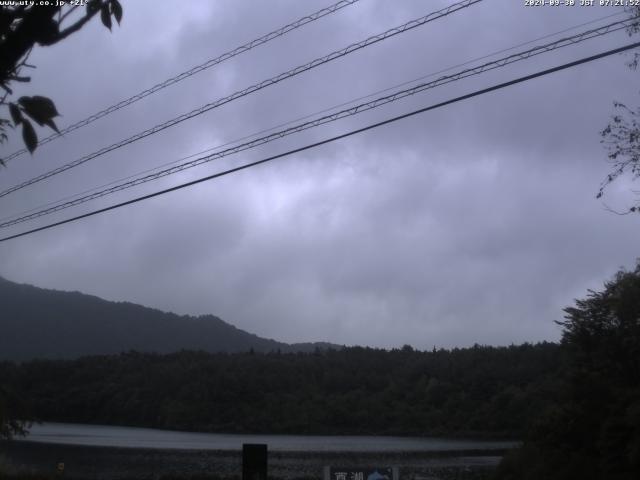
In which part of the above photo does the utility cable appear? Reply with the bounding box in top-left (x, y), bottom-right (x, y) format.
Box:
top-left (1, 0), bottom-right (362, 163)
top-left (2, 8), bottom-right (623, 226)
top-left (0, 0), bottom-right (483, 199)
top-left (0, 16), bottom-right (633, 229)
top-left (1, 40), bottom-right (638, 244)
top-left (0, 9), bottom-right (621, 225)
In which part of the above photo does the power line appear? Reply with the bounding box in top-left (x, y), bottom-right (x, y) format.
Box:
top-left (0, 0), bottom-right (483, 199)
top-left (1, 0), bottom-right (362, 163)
top-left (3, 8), bottom-right (623, 226)
top-left (0, 11), bottom-right (625, 226)
top-left (0, 16), bottom-right (633, 229)
top-left (1, 41), bottom-right (638, 244)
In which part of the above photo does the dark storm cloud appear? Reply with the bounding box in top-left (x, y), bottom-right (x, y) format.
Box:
top-left (1, 0), bottom-right (639, 348)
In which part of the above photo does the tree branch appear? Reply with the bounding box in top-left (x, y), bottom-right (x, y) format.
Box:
top-left (53, 4), bottom-right (102, 43)
top-left (58, 5), bottom-right (80, 26)
top-left (7, 75), bottom-right (30, 82)
top-left (0, 6), bottom-right (59, 81)
top-left (602, 202), bottom-right (632, 216)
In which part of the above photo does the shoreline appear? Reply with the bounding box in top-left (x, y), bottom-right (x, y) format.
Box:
top-left (1, 440), bottom-right (506, 480)
top-left (15, 422), bottom-right (519, 452)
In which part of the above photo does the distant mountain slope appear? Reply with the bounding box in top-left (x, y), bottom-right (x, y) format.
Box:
top-left (0, 276), bottom-right (337, 361)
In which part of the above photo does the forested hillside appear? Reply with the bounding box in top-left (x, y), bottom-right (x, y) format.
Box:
top-left (0, 343), bottom-right (561, 438)
top-left (0, 277), bottom-right (335, 360)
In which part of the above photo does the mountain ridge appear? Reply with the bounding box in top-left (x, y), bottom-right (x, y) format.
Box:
top-left (0, 276), bottom-right (339, 361)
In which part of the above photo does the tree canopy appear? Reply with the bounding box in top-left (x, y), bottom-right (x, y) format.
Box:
top-left (496, 261), bottom-right (640, 480)
top-left (598, 6), bottom-right (640, 213)
top-left (0, 0), bottom-right (122, 163)
top-left (0, 343), bottom-right (561, 438)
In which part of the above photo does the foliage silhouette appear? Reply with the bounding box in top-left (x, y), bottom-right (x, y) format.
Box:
top-left (495, 261), bottom-right (640, 480)
top-left (598, 6), bottom-right (640, 213)
top-left (0, 342), bottom-right (561, 438)
top-left (0, 0), bottom-right (123, 164)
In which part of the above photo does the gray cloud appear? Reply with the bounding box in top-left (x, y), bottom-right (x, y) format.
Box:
top-left (1, 0), bottom-right (639, 349)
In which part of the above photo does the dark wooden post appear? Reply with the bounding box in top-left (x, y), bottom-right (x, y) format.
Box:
top-left (242, 443), bottom-right (267, 480)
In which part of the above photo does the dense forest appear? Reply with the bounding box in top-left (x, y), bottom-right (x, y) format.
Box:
top-left (0, 342), bottom-right (561, 438)
top-left (495, 262), bottom-right (640, 480)
top-left (2, 264), bottom-right (639, 479)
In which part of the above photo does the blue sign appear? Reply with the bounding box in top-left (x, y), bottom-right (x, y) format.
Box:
top-left (327, 467), bottom-right (396, 480)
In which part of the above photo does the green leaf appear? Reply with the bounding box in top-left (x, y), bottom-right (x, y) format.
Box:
top-left (111, 0), bottom-right (122, 25)
top-left (18, 96), bottom-right (59, 128)
top-left (8, 103), bottom-right (22, 125)
top-left (22, 120), bottom-right (37, 154)
top-left (101, 4), bottom-right (112, 30)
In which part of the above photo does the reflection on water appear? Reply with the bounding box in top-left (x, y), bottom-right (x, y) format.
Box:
top-left (19, 423), bottom-right (518, 452)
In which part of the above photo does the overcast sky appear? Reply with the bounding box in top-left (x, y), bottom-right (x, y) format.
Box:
top-left (1, 0), bottom-right (639, 349)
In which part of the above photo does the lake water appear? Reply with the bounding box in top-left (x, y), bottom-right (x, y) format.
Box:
top-left (18, 422), bottom-right (517, 452)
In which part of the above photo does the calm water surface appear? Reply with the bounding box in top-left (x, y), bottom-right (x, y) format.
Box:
top-left (19, 423), bottom-right (517, 452)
